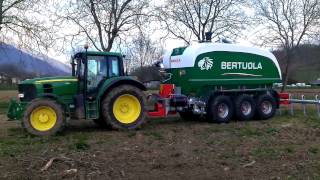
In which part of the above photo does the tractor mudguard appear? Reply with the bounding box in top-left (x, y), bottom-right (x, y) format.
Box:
top-left (38, 93), bottom-right (67, 104)
top-left (97, 77), bottom-right (147, 99)
top-left (7, 99), bottom-right (26, 121)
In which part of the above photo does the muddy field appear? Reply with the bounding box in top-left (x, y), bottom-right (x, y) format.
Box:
top-left (0, 90), bottom-right (320, 179)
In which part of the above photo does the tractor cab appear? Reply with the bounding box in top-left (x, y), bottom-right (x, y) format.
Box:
top-left (69, 51), bottom-right (126, 120)
top-left (71, 51), bottom-right (124, 95)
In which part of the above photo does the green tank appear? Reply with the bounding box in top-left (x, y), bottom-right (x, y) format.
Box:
top-left (162, 43), bottom-right (281, 96)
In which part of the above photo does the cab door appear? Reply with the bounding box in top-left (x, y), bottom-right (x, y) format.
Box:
top-left (87, 55), bottom-right (108, 93)
top-left (85, 55), bottom-right (108, 119)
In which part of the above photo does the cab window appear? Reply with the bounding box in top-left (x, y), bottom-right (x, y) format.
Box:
top-left (87, 56), bottom-right (107, 91)
top-left (109, 56), bottom-right (120, 77)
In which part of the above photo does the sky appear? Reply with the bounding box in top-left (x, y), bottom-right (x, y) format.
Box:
top-left (51, 28), bottom-right (259, 64)
top-left (42, 0), bottom-right (261, 64)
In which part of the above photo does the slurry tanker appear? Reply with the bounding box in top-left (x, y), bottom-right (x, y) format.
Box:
top-left (149, 42), bottom-right (282, 123)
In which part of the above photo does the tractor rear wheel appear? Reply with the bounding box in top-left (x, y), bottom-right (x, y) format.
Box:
top-left (255, 94), bottom-right (276, 120)
top-left (101, 85), bottom-right (147, 130)
top-left (206, 95), bottom-right (234, 123)
top-left (22, 99), bottom-right (65, 136)
top-left (234, 94), bottom-right (256, 121)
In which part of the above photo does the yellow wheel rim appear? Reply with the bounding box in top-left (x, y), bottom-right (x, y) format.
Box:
top-left (30, 106), bottom-right (57, 131)
top-left (113, 94), bottom-right (141, 124)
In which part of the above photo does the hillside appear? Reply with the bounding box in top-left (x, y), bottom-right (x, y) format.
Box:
top-left (273, 44), bottom-right (320, 83)
top-left (0, 43), bottom-right (70, 79)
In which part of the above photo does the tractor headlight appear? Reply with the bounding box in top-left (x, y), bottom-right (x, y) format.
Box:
top-left (18, 93), bottom-right (24, 98)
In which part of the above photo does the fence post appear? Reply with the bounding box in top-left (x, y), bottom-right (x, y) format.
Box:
top-left (316, 95), bottom-right (320, 118)
top-left (290, 94), bottom-right (294, 116)
top-left (302, 95), bottom-right (306, 116)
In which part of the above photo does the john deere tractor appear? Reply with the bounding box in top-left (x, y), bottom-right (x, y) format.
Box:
top-left (7, 50), bottom-right (147, 136)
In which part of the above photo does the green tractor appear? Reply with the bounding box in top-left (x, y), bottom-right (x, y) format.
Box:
top-left (7, 50), bottom-right (147, 136)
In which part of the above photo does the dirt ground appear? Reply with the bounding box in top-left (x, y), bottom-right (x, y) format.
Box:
top-left (0, 90), bottom-right (320, 179)
top-left (1, 114), bottom-right (320, 179)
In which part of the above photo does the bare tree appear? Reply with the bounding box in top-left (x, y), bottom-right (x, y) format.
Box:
top-left (155, 0), bottom-right (248, 44)
top-left (125, 30), bottom-right (163, 70)
top-left (0, 0), bottom-right (53, 52)
top-left (57, 0), bottom-right (149, 52)
top-left (253, 0), bottom-right (320, 90)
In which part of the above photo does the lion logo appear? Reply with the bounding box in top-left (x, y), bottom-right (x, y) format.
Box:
top-left (198, 57), bottom-right (213, 70)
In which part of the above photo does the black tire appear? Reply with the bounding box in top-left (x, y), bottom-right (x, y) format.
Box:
top-left (255, 94), bottom-right (276, 120)
top-left (234, 94), bottom-right (256, 121)
top-left (22, 98), bottom-right (65, 136)
top-left (206, 95), bottom-right (234, 123)
top-left (101, 85), bottom-right (147, 130)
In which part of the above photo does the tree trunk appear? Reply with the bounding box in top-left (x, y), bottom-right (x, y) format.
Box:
top-left (281, 51), bottom-right (292, 92)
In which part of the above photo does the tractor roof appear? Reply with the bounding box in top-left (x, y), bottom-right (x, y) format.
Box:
top-left (73, 51), bottom-right (123, 59)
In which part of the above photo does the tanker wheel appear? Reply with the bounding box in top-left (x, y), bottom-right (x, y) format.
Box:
top-left (22, 99), bottom-right (65, 136)
top-left (207, 95), bottom-right (234, 123)
top-left (255, 94), bottom-right (276, 120)
top-left (234, 94), bottom-right (256, 121)
top-left (101, 85), bottom-right (147, 130)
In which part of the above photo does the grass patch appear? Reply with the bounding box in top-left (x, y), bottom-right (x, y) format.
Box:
top-left (0, 84), bottom-right (17, 90)
top-left (143, 131), bottom-right (164, 141)
top-left (73, 141), bottom-right (90, 151)
top-left (251, 147), bottom-right (281, 159)
top-left (68, 133), bottom-right (90, 151)
top-left (283, 146), bottom-right (295, 154)
top-left (127, 131), bottom-right (137, 138)
top-left (0, 101), bottom-right (9, 114)
top-left (0, 133), bottom-right (52, 157)
top-left (264, 127), bottom-right (279, 135)
top-left (238, 126), bottom-right (263, 137)
top-left (308, 146), bottom-right (319, 154)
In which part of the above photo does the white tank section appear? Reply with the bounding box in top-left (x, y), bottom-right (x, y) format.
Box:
top-left (163, 43), bottom-right (281, 79)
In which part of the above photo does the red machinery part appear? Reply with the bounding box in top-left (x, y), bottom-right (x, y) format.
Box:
top-left (148, 84), bottom-right (175, 117)
top-left (159, 84), bottom-right (175, 98)
top-left (279, 92), bottom-right (290, 105)
top-left (148, 103), bottom-right (166, 117)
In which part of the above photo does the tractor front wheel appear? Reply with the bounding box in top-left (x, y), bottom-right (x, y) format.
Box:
top-left (101, 85), bottom-right (146, 130)
top-left (22, 99), bottom-right (65, 136)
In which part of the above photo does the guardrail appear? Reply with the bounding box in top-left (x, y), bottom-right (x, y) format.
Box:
top-left (279, 93), bottom-right (320, 117)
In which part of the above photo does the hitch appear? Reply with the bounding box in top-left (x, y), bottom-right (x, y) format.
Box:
top-left (147, 84), bottom-right (176, 118)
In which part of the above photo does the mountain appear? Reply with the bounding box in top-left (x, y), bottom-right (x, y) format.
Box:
top-left (273, 44), bottom-right (320, 83)
top-left (0, 43), bottom-right (71, 79)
